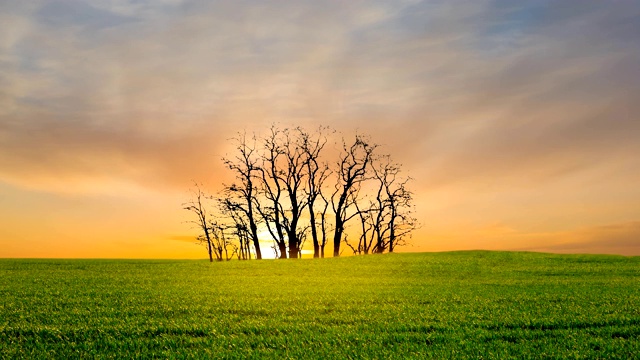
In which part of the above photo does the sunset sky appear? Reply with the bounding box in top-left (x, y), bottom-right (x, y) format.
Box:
top-left (1, 0), bottom-right (639, 258)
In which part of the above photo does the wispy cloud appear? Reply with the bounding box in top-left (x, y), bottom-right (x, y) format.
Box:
top-left (2, 1), bottom-right (638, 194)
top-left (513, 221), bottom-right (640, 256)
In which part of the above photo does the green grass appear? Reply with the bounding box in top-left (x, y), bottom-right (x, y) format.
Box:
top-left (1, 251), bottom-right (639, 359)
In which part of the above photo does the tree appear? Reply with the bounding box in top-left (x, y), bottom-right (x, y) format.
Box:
top-left (222, 133), bottom-right (263, 260)
top-left (343, 155), bottom-right (418, 255)
top-left (276, 128), bottom-right (309, 259)
top-left (372, 156), bottom-right (417, 253)
top-left (184, 125), bottom-right (416, 260)
top-left (254, 126), bottom-right (331, 259)
top-left (182, 183), bottom-right (215, 262)
top-left (221, 199), bottom-right (253, 260)
top-left (331, 135), bottom-right (377, 257)
top-left (300, 126), bottom-right (332, 258)
top-left (254, 126), bottom-right (288, 258)
top-left (208, 221), bottom-right (237, 261)
top-left (345, 198), bottom-right (376, 255)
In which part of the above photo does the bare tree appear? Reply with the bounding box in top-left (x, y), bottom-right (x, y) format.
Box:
top-left (371, 156), bottom-right (417, 253)
top-left (222, 133), bottom-right (263, 260)
top-left (184, 125), bottom-right (416, 261)
top-left (277, 128), bottom-right (311, 259)
top-left (183, 184), bottom-right (215, 262)
top-left (219, 198), bottom-right (253, 260)
top-left (331, 135), bottom-right (377, 257)
top-left (348, 199), bottom-right (376, 255)
top-left (255, 126), bottom-right (317, 259)
top-left (300, 126), bottom-right (331, 258)
top-left (206, 221), bottom-right (237, 261)
top-left (255, 126), bottom-right (288, 258)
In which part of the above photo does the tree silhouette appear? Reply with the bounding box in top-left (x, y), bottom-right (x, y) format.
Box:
top-left (301, 126), bottom-right (332, 258)
top-left (222, 133), bottom-right (263, 260)
top-left (182, 183), bottom-right (215, 262)
top-left (331, 135), bottom-right (377, 257)
top-left (184, 125), bottom-right (416, 260)
top-left (344, 156), bottom-right (417, 254)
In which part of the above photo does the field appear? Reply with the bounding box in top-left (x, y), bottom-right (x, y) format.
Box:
top-left (1, 251), bottom-right (639, 359)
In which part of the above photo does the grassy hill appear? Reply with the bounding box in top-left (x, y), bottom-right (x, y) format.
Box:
top-left (1, 251), bottom-right (639, 358)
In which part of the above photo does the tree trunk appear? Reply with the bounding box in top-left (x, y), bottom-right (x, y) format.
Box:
top-left (332, 189), bottom-right (349, 257)
top-left (389, 207), bottom-right (396, 253)
top-left (288, 230), bottom-right (299, 259)
top-left (309, 207), bottom-right (319, 258)
top-left (249, 221), bottom-right (262, 260)
top-left (278, 241), bottom-right (288, 259)
top-left (333, 218), bottom-right (343, 257)
top-left (204, 232), bottom-right (214, 263)
top-left (289, 246), bottom-right (299, 259)
top-left (207, 245), bottom-right (213, 262)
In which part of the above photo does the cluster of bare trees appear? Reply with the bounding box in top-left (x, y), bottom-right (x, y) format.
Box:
top-left (183, 125), bottom-right (417, 261)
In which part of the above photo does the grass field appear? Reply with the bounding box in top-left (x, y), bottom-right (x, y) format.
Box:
top-left (1, 251), bottom-right (639, 359)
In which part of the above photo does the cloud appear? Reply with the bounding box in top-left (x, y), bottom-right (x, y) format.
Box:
top-left (417, 220), bottom-right (640, 256)
top-left (0, 117), bottom-right (227, 193)
top-left (401, 1), bottom-right (640, 189)
top-left (168, 235), bottom-right (199, 243)
top-left (514, 221), bottom-right (640, 256)
top-left (0, 0), bottom-right (639, 198)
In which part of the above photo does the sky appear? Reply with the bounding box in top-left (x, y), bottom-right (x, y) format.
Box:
top-left (1, 0), bottom-right (639, 258)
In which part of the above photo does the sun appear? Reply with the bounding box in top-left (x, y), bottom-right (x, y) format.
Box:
top-left (256, 230), bottom-right (316, 259)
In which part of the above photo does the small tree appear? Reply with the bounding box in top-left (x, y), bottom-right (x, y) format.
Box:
top-left (209, 221), bottom-right (237, 261)
top-left (300, 126), bottom-right (332, 258)
top-left (222, 133), bottom-right (263, 260)
top-left (254, 126), bottom-right (288, 258)
top-left (343, 155), bottom-right (418, 255)
top-left (183, 184), bottom-right (215, 262)
top-left (220, 199), bottom-right (253, 260)
top-left (371, 156), bottom-right (417, 253)
top-left (331, 135), bottom-right (377, 257)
